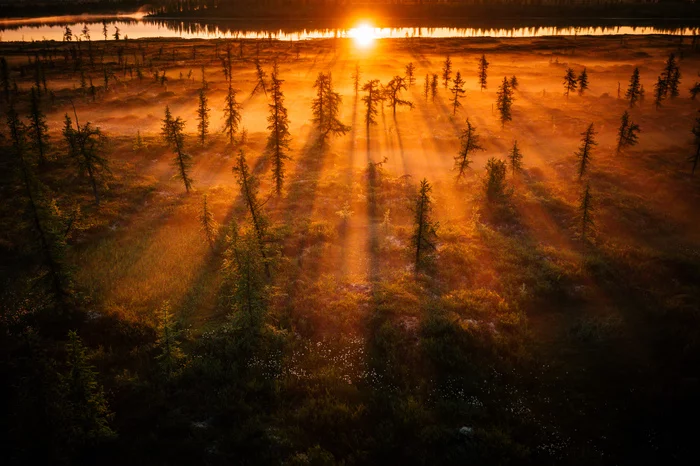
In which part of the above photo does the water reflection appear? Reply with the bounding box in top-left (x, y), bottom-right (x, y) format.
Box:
top-left (0, 16), bottom-right (698, 42)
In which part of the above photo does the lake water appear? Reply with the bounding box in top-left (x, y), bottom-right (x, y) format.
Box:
top-left (0, 14), bottom-right (698, 43)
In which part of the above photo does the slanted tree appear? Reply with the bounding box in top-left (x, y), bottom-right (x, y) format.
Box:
top-left (423, 73), bottom-right (430, 101)
top-left (577, 67), bottom-right (589, 95)
top-left (575, 123), bottom-right (597, 179)
top-left (690, 81), bottom-right (700, 100)
top-left (616, 111), bottom-right (640, 154)
top-left (196, 86), bottom-right (210, 145)
top-left (232, 150), bottom-right (271, 277)
top-left (578, 182), bottom-right (594, 242)
top-left (510, 75), bottom-right (519, 91)
top-left (508, 140), bottom-right (523, 177)
top-left (450, 71), bottom-right (466, 115)
top-left (478, 54), bottom-right (489, 91)
top-left (484, 157), bottom-right (509, 202)
top-left (405, 62), bottom-right (416, 88)
top-left (442, 55), bottom-right (452, 89)
top-left (251, 58), bottom-right (267, 97)
top-left (563, 68), bottom-right (577, 98)
top-left (223, 82), bottom-right (242, 145)
top-left (690, 115), bottom-right (700, 174)
top-left (161, 106), bottom-right (193, 193)
top-left (28, 87), bottom-right (49, 164)
top-left (351, 63), bottom-right (361, 98)
top-left (411, 178), bottom-right (439, 270)
top-left (64, 26), bottom-right (72, 42)
top-left (625, 67), bottom-right (643, 107)
top-left (59, 331), bottom-right (115, 448)
top-left (113, 26), bottom-right (120, 41)
top-left (430, 73), bottom-right (439, 102)
top-left (496, 76), bottom-right (514, 127)
top-left (102, 21), bottom-right (108, 41)
top-left (266, 63), bottom-right (292, 195)
top-left (200, 194), bottom-right (218, 249)
top-left (7, 102), bottom-right (69, 304)
top-left (384, 75), bottom-right (413, 117)
top-left (63, 112), bottom-right (110, 205)
top-left (362, 79), bottom-right (383, 145)
top-left (454, 118), bottom-right (485, 179)
top-left (312, 72), bottom-right (350, 141)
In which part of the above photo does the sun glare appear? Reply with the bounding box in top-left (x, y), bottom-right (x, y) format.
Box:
top-left (349, 23), bottom-right (376, 48)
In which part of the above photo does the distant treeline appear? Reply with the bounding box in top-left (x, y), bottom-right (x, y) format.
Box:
top-left (146, 0), bottom-right (700, 20)
top-left (0, 1), bottom-right (147, 18)
top-left (3, 0), bottom-right (700, 21)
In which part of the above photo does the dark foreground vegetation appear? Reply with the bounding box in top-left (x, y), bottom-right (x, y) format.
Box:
top-left (1, 31), bottom-right (700, 466)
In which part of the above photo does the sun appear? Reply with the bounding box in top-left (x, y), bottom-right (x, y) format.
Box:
top-left (349, 23), bottom-right (376, 48)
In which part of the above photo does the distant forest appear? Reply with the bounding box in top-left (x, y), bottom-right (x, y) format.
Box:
top-left (3, 0), bottom-right (700, 20)
top-left (149, 1), bottom-right (700, 20)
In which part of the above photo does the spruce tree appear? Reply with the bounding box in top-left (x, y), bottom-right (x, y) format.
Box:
top-left (232, 150), bottom-right (270, 277)
top-left (352, 63), bottom-right (361, 98)
top-left (478, 54), bottom-right (489, 91)
top-left (577, 67), bottom-right (589, 95)
top-left (442, 55), bottom-right (452, 89)
top-left (161, 106), bottom-right (193, 193)
top-left (510, 75), bottom-right (519, 91)
top-left (616, 111), bottom-right (640, 154)
top-left (200, 194), bottom-right (218, 249)
top-left (450, 71), bottom-right (466, 115)
top-left (411, 178), bottom-right (439, 270)
top-left (8, 102), bottom-right (69, 304)
top-left (496, 76), bottom-right (514, 127)
top-left (312, 72), bottom-right (350, 140)
top-left (654, 76), bottom-right (666, 109)
top-left (690, 115), bottom-right (700, 175)
top-left (405, 62), bottom-right (416, 88)
top-left (625, 67), bottom-right (643, 107)
top-left (484, 157), bottom-right (509, 203)
top-left (266, 63), bottom-right (292, 195)
top-left (1, 57), bottom-right (10, 103)
top-left (579, 182), bottom-right (594, 242)
top-left (454, 118), bottom-right (485, 179)
top-left (362, 79), bottom-right (382, 145)
top-left (661, 53), bottom-right (680, 99)
top-left (155, 302), bottom-right (184, 377)
top-left (196, 86), bottom-right (210, 146)
top-left (63, 113), bottom-right (110, 205)
top-left (223, 82), bottom-right (242, 145)
top-left (575, 123), bottom-right (597, 179)
top-left (227, 225), bottom-right (268, 323)
top-left (508, 140), bottom-right (523, 177)
top-left (59, 331), bottom-right (115, 447)
top-left (384, 75), bottom-right (413, 117)
top-left (430, 74), bottom-right (439, 102)
top-left (28, 87), bottom-right (49, 164)
top-left (563, 68), bottom-right (577, 98)
top-left (423, 73), bottom-right (430, 101)
top-left (669, 67), bottom-right (681, 98)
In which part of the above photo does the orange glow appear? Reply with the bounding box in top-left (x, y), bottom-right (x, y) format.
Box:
top-left (348, 22), bottom-right (376, 49)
